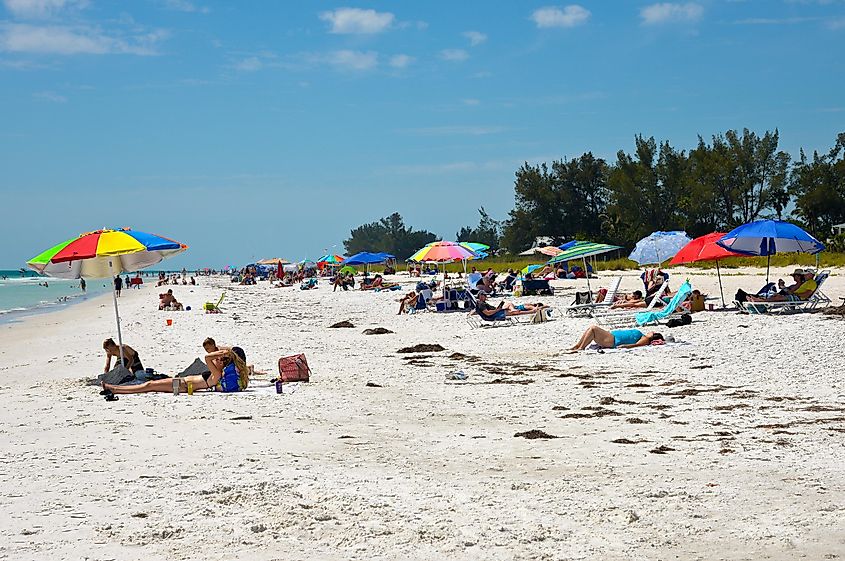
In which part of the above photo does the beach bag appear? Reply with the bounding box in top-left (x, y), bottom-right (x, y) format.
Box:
top-left (278, 354), bottom-right (311, 383)
top-left (99, 364), bottom-right (134, 386)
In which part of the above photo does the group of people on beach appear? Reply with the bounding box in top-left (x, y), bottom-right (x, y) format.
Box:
top-left (101, 337), bottom-right (249, 397)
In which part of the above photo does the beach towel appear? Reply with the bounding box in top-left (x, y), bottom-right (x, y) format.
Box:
top-left (176, 358), bottom-right (210, 378)
top-left (635, 281), bottom-right (692, 326)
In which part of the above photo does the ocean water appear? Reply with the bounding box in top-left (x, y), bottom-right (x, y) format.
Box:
top-left (0, 269), bottom-right (112, 321)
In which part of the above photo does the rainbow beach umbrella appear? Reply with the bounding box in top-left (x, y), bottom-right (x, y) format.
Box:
top-left (27, 228), bottom-right (188, 367)
top-left (317, 254), bottom-right (345, 265)
top-left (409, 241), bottom-right (477, 263)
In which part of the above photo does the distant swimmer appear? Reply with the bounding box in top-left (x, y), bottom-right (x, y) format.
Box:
top-left (80, 278), bottom-right (87, 292)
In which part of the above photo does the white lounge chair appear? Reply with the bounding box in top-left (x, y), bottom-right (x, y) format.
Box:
top-left (740, 271), bottom-right (831, 314)
top-left (565, 277), bottom-right (622, 317)
top-left (592, 279), bottom-right (669, 327)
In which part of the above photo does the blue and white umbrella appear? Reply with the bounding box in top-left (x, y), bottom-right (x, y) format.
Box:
top-left (629, 231), bottom-right (692, 265)
top-left (717, 220), bottom-right (825, 281)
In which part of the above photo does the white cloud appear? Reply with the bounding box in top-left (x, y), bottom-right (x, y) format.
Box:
top-left (318, 8), bottom-right (394, 34)
top-left (640, 3), bottom-right (703, 25)
top-left (439, 48), bottom-right (468, 61)
top-left (0, 23), bottom-right (166, 55)
top-left (388, 53), bottom-right (413, 68)
top-left (463, 30), bottom-right (487, 46)
top-left (162, 0), bottom-right (209, 13)
top-left (462, 98), bottom-right (480, 106)
top-left (327, 49), bottom-right (378, 70)
top-left (33, 90), bottom-right (66, 102)
top-left (531, 5), bottom-right (590, 28)
top-left (234, 56), bottom-right (262, 71)
top-left (2, 0), bottom-right (87, 19)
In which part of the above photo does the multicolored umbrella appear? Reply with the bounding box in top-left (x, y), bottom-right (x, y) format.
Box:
top-left (521, 264), bottom-right (543, 275)
top-left (27, 228), bottom-right (188, 367)
top-left (257, 258), bottom-right (290, 265)
top-left (518, 245), bottom-right (562, 257)
top-left (670, 232), bottom-right (744, 307)
top-left (409, 241), bottom-right (477, 263)
top-left (316, 254), bottom-right (345, 265)
top-left (28, 228), bottom-right (187, 278)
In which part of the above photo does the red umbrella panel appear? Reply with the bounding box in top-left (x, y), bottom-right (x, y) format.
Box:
top-left (669, 232), bottom-right (744, 307)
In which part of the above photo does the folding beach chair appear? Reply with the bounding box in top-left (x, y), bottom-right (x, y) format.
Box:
top-left (566, 277), bottom-right (622, 317)
top-left (203, 293), bottom-right (225, 313)
top-left (739, 271), bottom-right (831, 314)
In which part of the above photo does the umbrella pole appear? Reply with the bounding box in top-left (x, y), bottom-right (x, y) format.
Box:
top-left (716, 260), bottom-right (725, 308)
top-left (582, 257), bottom-right (591, 293)
top-left (109, 259), bottom-right (125, 368)
top-left (766, 254), bottom-right (771, 284)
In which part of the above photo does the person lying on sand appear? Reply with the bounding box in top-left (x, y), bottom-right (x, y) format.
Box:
top-left (569, 326), bottom-right (664, 351)
top-left (360, 274), bottom-right (398, 291)
top-left (611, 290), bottom-right (646, 309)
top-left (103, 337), bottom-right (144, 375)
top-left (474, 292), bottom-right (540, 319)
top-left (103, 348), bottom-right (248, 395)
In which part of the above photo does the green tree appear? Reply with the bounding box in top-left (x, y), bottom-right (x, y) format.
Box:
top-left (790, 133), bottom-right (845, 239)
top-left (343, 212), bottom-right (437, 260)
top-left (500, 153), bottom-right (609, 252)
top-left (456, 207), bottom-right (501, 250)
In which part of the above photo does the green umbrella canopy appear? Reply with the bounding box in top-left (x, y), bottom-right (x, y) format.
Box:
top-left (547, 241), bottom-right (621, 265)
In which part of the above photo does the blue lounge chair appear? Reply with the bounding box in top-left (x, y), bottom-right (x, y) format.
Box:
top-left (636, 281), bottom-right (692, 326)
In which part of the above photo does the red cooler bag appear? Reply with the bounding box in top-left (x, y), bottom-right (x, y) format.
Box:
top-left (278, 354), bottom-right (311, 382)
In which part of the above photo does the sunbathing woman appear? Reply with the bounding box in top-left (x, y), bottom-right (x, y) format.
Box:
top-left (103, 338), bottom-right (144, 375)
top-left (569, 325), bottom-right (664, 351)
top-left (103, 347), bottom-right (249, 395)
top-left (611, 290), bottom-right (646, 309)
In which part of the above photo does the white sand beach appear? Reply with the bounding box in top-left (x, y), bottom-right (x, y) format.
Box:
top-left (1, 268), bottom-right (844, 560)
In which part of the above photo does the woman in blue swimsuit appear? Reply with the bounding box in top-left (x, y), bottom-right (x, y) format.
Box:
top-left (570, 325), bottom-right (663, 351)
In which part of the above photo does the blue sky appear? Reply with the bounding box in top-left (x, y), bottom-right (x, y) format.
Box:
top-left (1, 0), bottom-right (843, 269)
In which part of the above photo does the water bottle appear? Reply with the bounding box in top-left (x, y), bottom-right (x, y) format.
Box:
top-left (275, 379), bottom-right (284, 394)
top-left (172, 378), bottom-right (180, 396)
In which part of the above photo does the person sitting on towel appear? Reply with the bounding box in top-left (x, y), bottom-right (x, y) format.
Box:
top-left (103, 347), bottom-right (249, 395)
top-left (103, 337), bottom-right (144, 375)
top-left (569, 326), bottom-right (664, 351)
top-left (474, 292), bottom-right (539, 320)
top-left (159, 289), bottom-right (183, 310)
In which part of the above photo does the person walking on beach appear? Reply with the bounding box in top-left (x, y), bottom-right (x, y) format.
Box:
top-left (114, 275), bottom-right (122, 297)
top-left (80, 278), bottom-right (86, 292)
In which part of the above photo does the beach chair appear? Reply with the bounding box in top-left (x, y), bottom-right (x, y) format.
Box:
top-left (635, 281), bottom-right (693, 326)
top-left (203, 293), bottom-right (225, 313)
top-left (593, 279), bottom-right (668, 327)
top-left (565, 277), bottom-right (622, 317)
top-left (466, 273), bottom-right (483, 293)
top-left (739, 271), bottom-right (831, 314)
top-left (466, 308), bottom-right (518, 328)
